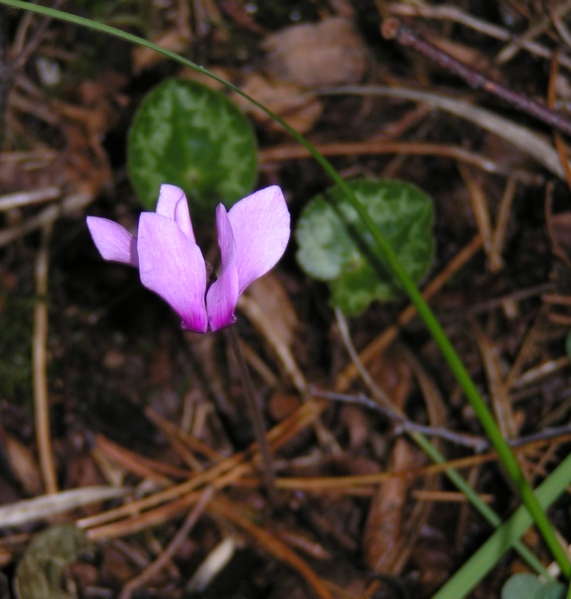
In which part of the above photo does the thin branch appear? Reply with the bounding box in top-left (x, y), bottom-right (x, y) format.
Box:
top-left (33, 222), bottom-right (57, 494)
top-left (312, 387), bottom-right (571, 454)
top-left (118, 487), bottom-right (214, 599)
top-left (381, 18), bottom-right (571, 138)
top-left (386, 2), bottom-right (571, 70)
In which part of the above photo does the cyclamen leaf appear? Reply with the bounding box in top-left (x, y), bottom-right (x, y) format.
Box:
top-left (295, 179), bottom-right (434, 315)
top-left (501, 573), bottom-right (566, 599)
top-left (128, 79), bottom-right (258, 213)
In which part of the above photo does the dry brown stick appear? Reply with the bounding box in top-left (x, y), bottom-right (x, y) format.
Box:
top-left (458, 164), bottom-right (497, 270)
top-left (78, 400), bottom-right (325, 531)
top-left (118, 487), bottom-right (214, 599)
top-left (94, 434), bottom-right (189, 483)
top-left (381, 18), bottom-right (571, 137)
top-left (548, 51), bottom-right (571, 193)
top-left (549, 3), bottom-right (571, 49)
top-left (145, 407), bottom-right (223, 462)
top-left (259, 140), bottom-right (541, 184)
top-left (270, 429), bottom-right (571, 492)
top-left (238, 293), bottom-right (341, 454)
top-left (496, 0), bottom-right (571, 64)
top-left (86, 490), bottom-right (204, 541)
top-left (33, 222), bottom-right (57, 494)
top-left (322, 85), bottom-right (562, 178)
top-left (83, 403), bottom-right (323, 538)
top-left (10, 0), bottom-right (67, 69)
top-left (209, 497), bottom-right (333, 599)
top-left (386, 2), bottom-right (571, 70)
top-left (489, 178), bottom-right (517, 272)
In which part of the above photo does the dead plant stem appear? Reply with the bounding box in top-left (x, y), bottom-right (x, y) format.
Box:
top-left (224, 325), bottom-right (279, 507)
top-left (381, 18), bottom-right (571, 138)
top-left (33, 222), bottom-right (57, 494)
top-left (118, 487), bottom-right (214, 599)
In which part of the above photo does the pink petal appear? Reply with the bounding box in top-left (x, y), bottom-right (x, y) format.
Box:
top-left (226, 186), bottom-right (290, 294)
top-left (155, 184), bottom-right (195, 241)
top-left (206, 205), bottom-right (239, 331)
top-left (138, 213), bottom-right (208, 333)
top-left (86, 216), bottom-right (139, 266)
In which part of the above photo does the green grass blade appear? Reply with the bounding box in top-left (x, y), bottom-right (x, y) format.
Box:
top-left (433, 451), bottom-right (571, 599)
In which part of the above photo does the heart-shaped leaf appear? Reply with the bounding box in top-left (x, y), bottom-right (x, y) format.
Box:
top-left (128, 78), bottom-right (258, 213)
top-left (295, 179), bottom-right (434, 315)
top-left (501, 573), bottom-right (566, 599)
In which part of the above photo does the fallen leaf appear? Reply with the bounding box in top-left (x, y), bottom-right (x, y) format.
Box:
top-left (262, 17), bottom-right (367, 87)
top-left (246, 273), bottom-right (298, 350)
top-left (362, 438), bottom-right (419, 573)
top-left (0, 427), bottom-right (42, 496)
top-left (133, 28), bottom-right (192, 72)
top-left (235, 73), bottom-right (323, 134)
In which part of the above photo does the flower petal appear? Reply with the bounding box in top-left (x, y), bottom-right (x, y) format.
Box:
top-left (86, 216), bottom-right (139, 266)
top-left (138, 212), bottom-right (208, 333)
top-left (226, 186), bottom-right (290, 294)
top-left (155, 184), bottom-right (195, 241)
top-left (206, 204), bottom-right (239, 331)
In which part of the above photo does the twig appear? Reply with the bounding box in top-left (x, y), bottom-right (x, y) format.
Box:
top-left (33, 222), bottom-right (57, 494)
top-left (78, 401), bottom-right (325, 534)
top-left (381, 18), bottom-right (571, 138)
top-left (458, 164), bottom-right (497, 269)
top-left (489, 178), bottom-right (517, 272)
top-left (311, 387), bottom-right (571, 453)
top-left (322, 85), bottom-right (563, 179)
top-left (224, 325), bottom-right (279, 508)
top-left (312, 386), bottom-right (486, 451)
top-left (238, 293), bottom-right (340, 453)
top-left (0, 186), bottom-right (61, 211)
top-left (0, 486), bottom-right (128, 528)
top-left (238, 294), bottom-right (308, 393)
top-left (496, 0), bottom-right (571, 64)
top-left (0, 191), bottom-right (92, 247)
top-left (209, 496), bottom-right (333, 599)
top-left (11, 0), bottom-right (66, 70)
top-left (386, 2), bottom-right (571, 70)
top-left (259, 140), bottom-right (542, 184)
top-left (334, 307), bottom-right (396, 414)
top-left (118, 487), bottom-right (214, 599)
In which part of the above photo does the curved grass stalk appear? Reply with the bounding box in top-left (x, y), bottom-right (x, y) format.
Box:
top-left (433, 451), bottom-right (571, 599)
top-left (1, 0), bottom-right (568, 576)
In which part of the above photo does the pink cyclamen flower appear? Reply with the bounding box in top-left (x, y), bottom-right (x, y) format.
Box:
top-left (86, 184), bottom-right (290, 333)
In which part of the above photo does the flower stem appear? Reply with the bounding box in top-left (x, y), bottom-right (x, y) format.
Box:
top-left (224, 326), bottom-right (279, 508)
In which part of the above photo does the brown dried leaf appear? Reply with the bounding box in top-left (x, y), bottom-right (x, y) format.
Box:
top-left (0, 427), bottom-right (42, 496)
top-left (268, 392), bottom-right (301, 421)
top-left (245, 273), bottom-right (298, 350)
top-left (339, 405), bottom-right (373, 450)
top-left (362, 438), bottom-right (417, 574)
top-left (473, 324), bottom-right (519, 440)
top-left (367, 347), bottom-right (412, 413)
top-left (262, 17), bottom-right (367, 87)
top-left (235, 73), bottom-right (323, 134)
top-left (132, 28), bottom-right (192, 72)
